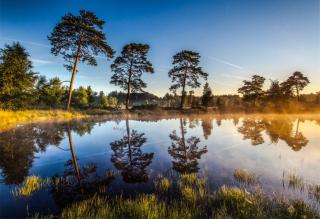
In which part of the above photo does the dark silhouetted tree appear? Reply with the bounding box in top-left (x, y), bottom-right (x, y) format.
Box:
top-left (168, 118), bottom-right (207, 173)
top-left (201, 82), bottom-right (213, 107)
top-left (48, 10), bottom-right (114, 110)
top-left (110, 119), bottom-right (154, 183)
top-left (283, 72), bottom-right (309, 101)
top-left (168, 50), bottom-right (208, 109)
top-left (110, 43), bottom-right (154, 109)
top-left (0, 42), bottom-right (37, 108)
top-left (238, 75), bottom-right (265, 107)
top-left (266, 80), bottom-right (283, 100)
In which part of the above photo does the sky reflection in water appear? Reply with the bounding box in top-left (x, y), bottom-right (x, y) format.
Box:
top-left (0, 114), bottom-right (319, 217)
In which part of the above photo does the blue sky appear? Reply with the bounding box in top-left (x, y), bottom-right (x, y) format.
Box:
top-left (0, 0), bottom-right (319, 96)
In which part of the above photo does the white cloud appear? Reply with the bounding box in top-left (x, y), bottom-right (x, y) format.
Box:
top-left (204, 55), bottom-right (243, 70)
top-left (30, 58), bottom-right (53, 65)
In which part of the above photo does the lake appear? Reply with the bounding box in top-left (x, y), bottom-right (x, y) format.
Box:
top-left (1, 114), bottom-right (319, 217)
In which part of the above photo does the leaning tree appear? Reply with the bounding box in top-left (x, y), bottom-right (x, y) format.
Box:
top-left (168, 50), bottom-right (207, 109)
top-left (110, 43), bottom-right (154, 109)
top-left (48, 10), bottom-right (114, 110)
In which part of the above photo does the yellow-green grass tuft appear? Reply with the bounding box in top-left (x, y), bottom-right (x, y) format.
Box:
top-left (13, 175), bottom-right (42, 197)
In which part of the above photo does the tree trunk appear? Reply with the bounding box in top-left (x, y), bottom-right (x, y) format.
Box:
top-left (126, 83), bottom-right (130, 110)
top-left (66, 41), bottom-right (82, 110)
top-left (296, 85), bottom-right (300, 101)
top-left (126, 118), bottom-right (132, 164)
top-left (179, 117), bottom-right (187, 159)
top-left (126, 61), bottom-right (133, 110)
top-left (67, 124), bottom-right (81, 182)
top-left (180, 71), bottom-right (187, 110)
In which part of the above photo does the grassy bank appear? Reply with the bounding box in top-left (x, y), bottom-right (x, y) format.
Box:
top-left (0, 110), bottom-right (87, 132)
top-left (25, 172), bottom-right (319, 219)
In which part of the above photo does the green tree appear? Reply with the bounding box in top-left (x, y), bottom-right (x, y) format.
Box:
top-left (73, 86), bottom-right (89, 108)
top-left (168, 50), bottom-right (208, 109)
top-left (283, 71), bottom-right (309, 100)
top-left (86, 86), bottom-right (97, 107)
top-left (0, 42), bottom-right (37, 109)
top-left (238, 75), bottom-right (265, 107)
top-left (43, 77), bottom-right (66, 107)
top-left (48, 10), bottom-right (114, 110)
top-left (110, 43), bottom-right (154, 109)
top-left (201, 82), bottom-right (213, 107)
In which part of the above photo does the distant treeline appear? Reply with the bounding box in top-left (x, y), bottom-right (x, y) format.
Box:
top-left (0, 9), bottom-right (319, 112)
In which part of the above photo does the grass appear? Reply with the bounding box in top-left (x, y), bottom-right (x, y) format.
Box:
top-left (13, 175), bottom-right (42, 197)
top-left (39, 173), bottom-right (319, 219)
top-left (0, 109), bottom-right (87, 132)
top-left (155, 176), bottom-right (172, 193)
top-left (233, 168), bottom-right (258, 185)
top-left (308, 185), bottom-right (320, 203)
top-left (288, 173), bottom-right (305, 191)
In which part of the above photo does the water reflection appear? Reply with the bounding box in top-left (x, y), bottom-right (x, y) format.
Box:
top-left (238, 118), bottom-right (309, 151)
top-left (168, 118), bottom-right (207, 174)
top-left (51, 123), bottom-right (114, 208)
top-left (110, 119), bottom-right (154, 183)
top-left (0, 124), bottom-right (66, 184)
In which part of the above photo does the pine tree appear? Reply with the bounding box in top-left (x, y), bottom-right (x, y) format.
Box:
top-left (201, 82), bottom-right (213, 107)
top-left (238, 75), bottom-right (265, 107)
top-left (48, 10), bottom-right (114, 110)
top-left (168, 50), bottom-right (208, 109)
top-left (0, 42), bottom-right (37, 109)
top-left (110, 43), bottom-right (154, 109)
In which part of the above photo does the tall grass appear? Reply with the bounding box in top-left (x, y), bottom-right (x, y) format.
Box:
top-left (55, 173), bottom-right (319, 219)
top-left (0, 110), bottom-right (86, 132)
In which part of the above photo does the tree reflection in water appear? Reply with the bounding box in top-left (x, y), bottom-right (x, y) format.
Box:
top-left (168, 118), bottom-right (207, 174)
top-left (238, 118), bottom-right (309, 151)
top-left (0, 124), bottom-right (65, 184)
top-left (238, 119), bottom-right (265, 145)
top-left (110, 119), bottom-right (154, 183)
top-left (201, 118), bottom-right (213, 140)
top-left (50, 123), bottom-right (114, 208)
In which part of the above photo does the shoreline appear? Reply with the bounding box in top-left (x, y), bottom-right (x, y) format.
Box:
top-left (1, 109), bottom-right (320, 133)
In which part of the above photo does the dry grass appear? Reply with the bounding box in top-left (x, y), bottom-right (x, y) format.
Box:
top-left (0, 109), bottom-right (87, 132)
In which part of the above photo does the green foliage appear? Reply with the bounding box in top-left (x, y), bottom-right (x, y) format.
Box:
top-left (36, 76), bottom-right (67, 107)
top-left (0, 42), bottom-right (37, 109)
top-left (168, 50), bottom-right (208, 109)
top-left (110, 43), bottom-right (154, 109)
top-left (73, 86), bottom-right (89, 108)
top-left (48, 9), bottom-right (114, 71)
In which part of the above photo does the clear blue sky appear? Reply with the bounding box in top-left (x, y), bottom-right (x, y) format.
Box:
top-left (0, 0), bottom-right (319, 96)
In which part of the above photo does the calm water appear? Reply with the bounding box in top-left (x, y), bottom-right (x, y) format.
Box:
top-left (0, 114), bottom-right (320, 217)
